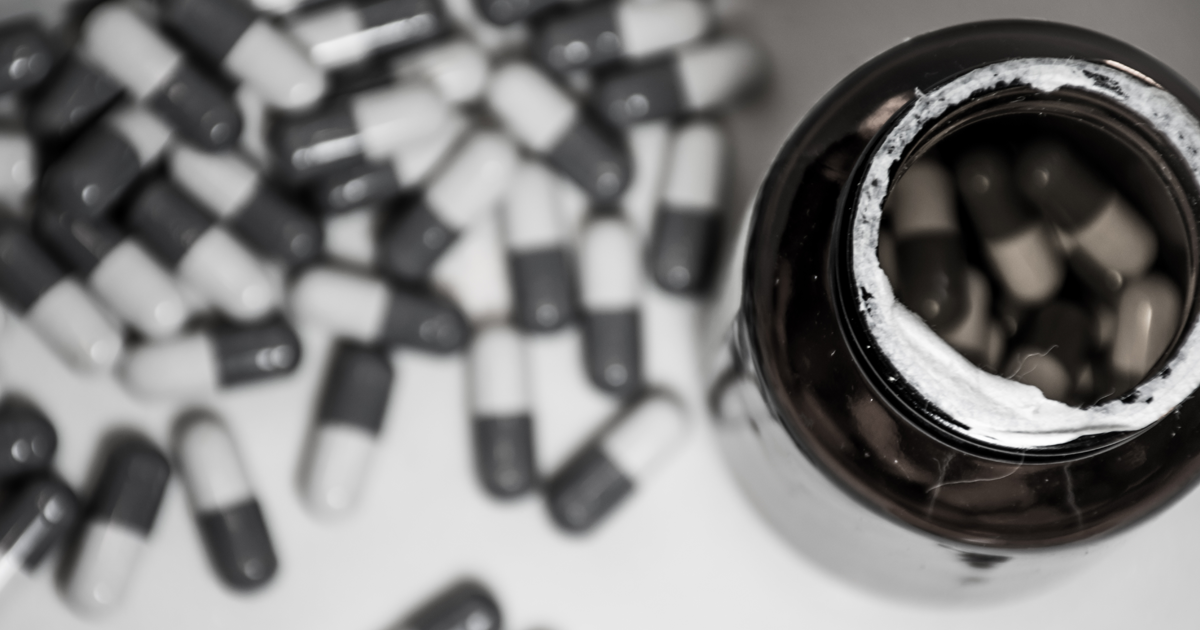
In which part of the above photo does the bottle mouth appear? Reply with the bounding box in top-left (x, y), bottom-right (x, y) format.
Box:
top-left (840, 57), bottom-right (1200, 458)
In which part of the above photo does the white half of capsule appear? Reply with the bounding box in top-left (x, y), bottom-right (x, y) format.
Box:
top-left (121, 333), bottom-right (218, 399)
top-left (984, 222), bottom-right (1064, 305)
top-left (441, 0), bottom-right (529, 54)
top-left (675, 39), bottom-right (763, 111)
top-left (1112, 273), bottom-right (1181, 383)
top-left (939, 268), bottom-right (991, 360)
top-left (248, 0), bottom-right (312, 15)
top-left (487, 62), bottom-right (577, 153)
top-left (89, 240), bottom-right (189, 339)
top-left (580, 219), bottom-right (640, 312)
top-left (288, 4), bottom-right (372, 69)
top-left (502, 160), bottom-right (564, 251)
top-left (469, 325), bottom-right (529, 417)
top-left (26, 279), bottom-right (124, 373)
top-left (600, 396), bottom-right (686, 479)
top-left (177, 418), bottom-right (254, 514)
top-left (177, 228), bottom-right (276, 322)
top-left (888, 158), bottom-right (958, 238)
top-left (392, 110), bottom-right (471, 189)
top-left (620, 121), bottom-right (671, 237)
top-left (290, 266), bottom-right (389, 342)
top-left (1071, 194), bottom-right (1158, 280)
top-left (106, 105), bottom-right (174, 166)
top-left (63, 520), bottom-right (146, 615)
top-left (80, 4), bottom-right (183, 100)
top-left (352, 83), bottom-right (452, 161)
top-left (425, 131), bottom-right (519, 230)
top-left (323, 207), bottom-right (379, 269)
top-left (303, 423), bottom-right (376, 517)
top-left (0, 131), bottom-right (34, 207)
top-left (224, 19), bottom-right (327, 112)
top-left (616, 0), bottom-right (711, 59)
top-left (391, 39), bottom-right (490, 104)
top-left (661, 120), bottom-right (725, 212)
top-left (168, 145), bottom-right (260, 219)
top-left (236, 87), bottom-right (270, 167)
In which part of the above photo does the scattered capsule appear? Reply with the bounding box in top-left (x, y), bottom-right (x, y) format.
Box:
top-left (469, 325), bottom-right (536, 497)
top-left (502, 161), bottom-right (577, 332)
top-left (292, 266), bottom-right (470, 353)
top-left (390, 39), bottom-right (490, 105)
top-left (121, 319), bottom-right (300, 399)
top-left (546, 394), bottom-right (685, 531)
top-left (0, 130), bottom-right (34, 209)
top-left (270, 82), bottom-right (450, 184)
top-left (63, 439), bottom-right (170, 615)
top-left (649, 120), bottom-right (724, 294)
top-left (532, 0), bottom-right (710, 72)
top-left (487, 61), bottom-right (630, 202)
top-left (1016, 140), bottom-right (1157, 283)
top-left (956, 147), bottom-right (1064, 305)
top-left (168, 144), bottom-right (322, 267)
top-left (36, 206), bottom-right (189, 339)
top-left (378, 131), bottom-right (519, 282)
top-left (0, 20), bottom-right (54, 96)
top-left (579, 218), bottom-right (642, 398)
top-left (592, 38), bottom-right (762, 127)
top-left (888, 159), bottom-right (967, 331)
top-left (27, 54), bottom-right (122, 139)
top-left (126, 180), bottom-right (277, 323)
top-left (1111, 273), bottom-right (1181, 391)
top-left (41, 105), bottom-right (172, 219)
top-left (938, 268), bottom-right (992, 368)
top-left (175, 414), bottom-right (277, 590)
top-left (302, 343), bottom-right (393, 517)
top-left (288, 0), bottom-right (449, 70)
top-left (0, 477), bottom-right (79, 597)
top-left (395, 582), bottom-right (502, 630)
top-left (162, 0), bottom-right (327, 112)
top-left (80, 4), bottom-right (241, 149)
top-left (1003, 302), bottom-right (1092, 405)
top-left (0, 223), bottom-right (125, 372)
top-left (0, 399), bottom-right (56, 483)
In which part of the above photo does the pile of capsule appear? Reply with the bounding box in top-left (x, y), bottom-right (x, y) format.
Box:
top-left (881, 140), bottom-right (1179, 408)
top-left (0, 0), bottom-right (763, 623)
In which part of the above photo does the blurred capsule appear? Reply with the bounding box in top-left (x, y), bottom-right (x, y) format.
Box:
top-left (378, 131), bottom-right (519, 282)
top-left (323, 205), bottom-right (381, 267)
top-left (292, 266), bottom-right (470, 352)
top-left (27, 54), bottom-right (122, 139)
top-left (533, 0), bottom-right (710, 72)
top-left (0, 399), bottom-right (56, 483)
top-left (619, 120), bottom-right (671, 237)
top-left (592, 38), bottom-right (762, 127)
top-left (546, 394), bottom-right (685, 531)
top-left (175, 415), bottom-right (276, 590)
top-left (42, 105), bottom-right (172, 219)
top-left (396, 582), bottom-right (502, 630)
top-left (1003, 302), bottom-right (1092, 405)
top-left (0, 20), bottom-right (54, 96)
top-left (36, 206), bottom-right (189, 339)
top-left (0, 223), bottom-right (125, 372)
top-left (127, 180), bottom-right (277, 322)
top-left (390, 38), bottom-right (490, 104)
top-left (302, 343), bottom-right (393, 517)
top-left (488, 61), bottom-right (630, 202)
top-left (0, 477), bottom-right (79, 597)
top-left (80, 4), bottom-right (241, 149)
top-left (1016, 140), bottom-right (1157, 282)
top-left (288, 0), bottom-right (448, 70)
top-left (502, 161), bottom-right (577, 332)
top-left (63, 439), bottom-right (170, 615)
top-left (1111, 273), bottom-right (1181, 391)
top-left (649, 120), bottom-right (724, 294)
top-left (469, 325), bottom-right (536, 497)
top-left (580, 218), bottom-right (642, 398)
top-left (0, 130), bottom-right (34, 210)
top-left (938, 268), bottom-right (992, 368)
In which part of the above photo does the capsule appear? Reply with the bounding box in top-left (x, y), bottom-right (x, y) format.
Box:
top-left (0, 399), bottom-right (56, 483)
top-left (1111, 273), bottom-right (1181, 391)
top-left (938, 268), bottom-right (992, 368)
top-left (956, 147), bottom-right (1064, 305)
top-left (287, 0), bottom-right (448, 70)
top-left (0, 130), bottom-right (34, 210)
top-left (168, 144), bottom-right (322, 267)
top-left (270, 82), bottom-right (450, 184)
top-left (41, 105), bottom-right (172, 219)
top-left (126, 180), bottom-right (277, 323)
top-left (121, 319), bottom-right (300, 399)
top-left (592, 38), bottom-right (762, 127)
top-left (27, 54), bottom-right (123, 139)
top-left (323, 205), bottom-right (381, 268)
top-left (469, 325), bottom-right (536, 497)
top-left (162, 0), bottom-right (327, 112)
top-left (63, 439), bottom-right (170, 615)
top-left (291, 266), bottom-right (469, 352)
top-left (649, 120), bottom-right (724, 293)
top-left (0, 477), bottom-right (79, 597)
top-left (302, 343), bottom-right (393, 517)
top-left (0, 223), bottom-right (125, 372)
top-left (579, 218), bottom-right (642, 398)
top-left (0, 20), bottom-right (54, 96)
top-left (397, 583), bottom-right (502, 630)
top-left (80, 4), bottom-right (241, 149)
top-left (502, 161), bottom-right (577, 332)
top-left (175, 415), bottom-right (277, 590)
top-left (36, 206), bottom-right (189, 339)
top-left (1016, 140), bottom-right (1157, 283)
top-left (1003, 302), bottom-right (1092, 405)
top-left (487, 61), bottom-right (630, 202)
top-left (888, 158), bottom-right (967, 331)
top-left (619, 120), bottom-right (671, 237)
top-left (546, 394), bottom-right (685, 531)
top-left (532, 0), bottom-right (710, 73)
top-left (390, 39), bottom-right (490, 104)
top-left (378, 131), bottom-right (519, 282)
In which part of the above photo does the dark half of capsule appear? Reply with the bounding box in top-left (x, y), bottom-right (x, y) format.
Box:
top-left (312, 162), bottom-right (402, 215)
top-left (474, 0), bottom-right (560, 25)
top-left (378, 200), bottom-right (459, 282)
top-left (1015, 141), bottom-right (1112, 231)
top-left (0, 224), bottom-right (66, 313)
top-left (227, 186), bottom-right (322, 267)
top-left (510, 248), bottom-right (577, 332)
top-left (41, 125), bottom-right (142, 219)
top-left (0, 476), bottom-right (80, 571)
top-left (212, 319), bottom-right (302, 387)
top-left (147, 63), bottom-right (241, 151)
top-left (583, 311), bottom-right (641, 398)
top-left (955, 148), bottom-right (1036, 239)
top-left (161, 0), bottom-right (256, 65)
top-left (89, 439), bottom-right (170, 534)
top-left (198, 500), bottom-right (276, 590)
top-left (592, 58), bottom-right (683, 127)
top-left (125, 180), bottom-right (216, 268)
top-left (270, 102), bottom-right (364, 184)
top-left (546, 445), bottom-right (632, 532)
top-left (35, 206), bottom-right (124, 278)
top-left (533, 2), bottom-right (622, 72)
top-left (28, 55), bottom-right (122, 139)
top-left (547, 119), bottom-right (631, 203)
top-left (649, 209), bottom-right (719, 294)
top-left (404, 582), bottom-right (502, 630)
top-left (0, 20), bottom-right (55, 96)
top-left (318, 343), bottom-right (393, 434)
top-left (895, 234), bottom-right (968, 331)
top-left (474, 414), bottom-right (536, 497)
top-left (0, 399), bottom-right (57, 482)
top-left (381, 288), bottom-right (470, 352)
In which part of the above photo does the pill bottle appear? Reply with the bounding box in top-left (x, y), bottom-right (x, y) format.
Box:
top-left (706, 19), bottom-right (1200, 601)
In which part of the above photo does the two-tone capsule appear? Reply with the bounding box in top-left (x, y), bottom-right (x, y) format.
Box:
top-left (0, 399), bottom-right (56, 483)
top-left (469, 325), bottom-right (536, 497)
top-left (288, 0), bottom-right (449, 70)
top-left (27, 54), bottom-right (123, 140)
top-left (80, 4), bottom-right (241, 149)
top-left (580, 218), bottom-right (642, 398)
top-left (1004, 301), bottom-right (1092, 405)
top-left (63, 439), bottom-right (170, 615)
top-left (0, 223), bottom-right (125, 372)
top-left (532, 0), bottom-right (710, 72)
top-left (649, 120), bottom-right (724, 294)
top-left (395, 582), bottom-right (502, 630)
top-left (502, 161), bottom-right (577, 332)
top-left (546, 394), bottom-right (685, 531)
top-left (378, 131), bottom-right (519, 282)
top-left (0, 130), bottom-right (34, 211)
top-left (175, 415), bottom-right (277, 590)
top-left (161, 0), bottom-right (327, 112)
top-left (36, 206), bottom-right (189, 339)
top-left (121, 319), bottom-right (301, 399)
top-left (302, 343), bottom-right (393, 517)
top-left (1111, 273), bottom-right (1181, 392)
top-left (126, 180), bottom-right (277, 322)
top-left (0, 477), bottom-right (79, 597)
top-left (292, 266), bottom-right (470, 353)
top-left (488, 61), bottom-right (630, 202)
top-left (0, 20), bottom-right (54, 96)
